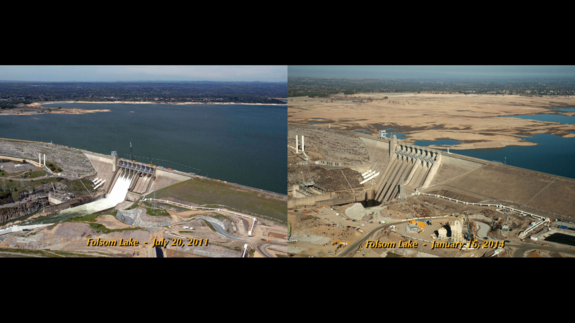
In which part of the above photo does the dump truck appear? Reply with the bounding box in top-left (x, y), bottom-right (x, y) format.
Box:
top-left (543, 244), bottom-right (549, 246)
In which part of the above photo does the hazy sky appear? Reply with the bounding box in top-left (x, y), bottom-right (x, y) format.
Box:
top-left (289, 66), bottom-right (575, 80)
top-left (0, 66), bottom-right (287, 82)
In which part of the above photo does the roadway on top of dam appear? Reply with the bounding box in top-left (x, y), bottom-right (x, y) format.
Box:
top-left (356, 132), bottom-right (575, 183)
top-left (356, 133), bottom-right (486, 164)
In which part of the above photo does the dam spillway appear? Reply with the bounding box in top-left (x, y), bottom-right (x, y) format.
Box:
top-left (373, 136), bottom-right (441, 203)
top-left (56, 169), bottom-right (136, 218)
top-left (288, 123), bottom-right (575, 222)
top-left (28, 154), bottom-right (161, 224)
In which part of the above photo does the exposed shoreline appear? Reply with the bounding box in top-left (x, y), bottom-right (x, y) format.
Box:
top-left (33, 100), bottom-right (287, 106)
top-left (288, 93), bottom-right (575, 150)
top-left (0, 100), bottom-right (286, 116)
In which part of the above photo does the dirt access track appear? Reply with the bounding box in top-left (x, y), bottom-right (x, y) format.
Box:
top-left (288, 93), bottom-right (575, 149)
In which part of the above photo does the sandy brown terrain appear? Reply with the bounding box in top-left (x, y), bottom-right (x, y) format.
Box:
top-left (2, 102), bottom-right (111, 115)
top-left (288, 93), bottom-right (575, 149)
top-left (1, 99), bottom-right (285, 116)
top-left (29, 101), bottom-right (286, 107)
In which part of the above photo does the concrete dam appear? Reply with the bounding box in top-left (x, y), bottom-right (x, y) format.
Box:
top-left (55, 151), bottom-right (190, 218)
top-left (288, 124), bottom-right (575, 221)
top-left (373, 135), bottom-right (441, 203)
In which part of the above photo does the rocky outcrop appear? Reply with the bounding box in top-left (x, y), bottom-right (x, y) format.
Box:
top-left (0, 198), bottom-right (49, 224)
top-left (42, 196), bottom-right (95, 215)
top-left (17, 182), bottom-right (69, 199)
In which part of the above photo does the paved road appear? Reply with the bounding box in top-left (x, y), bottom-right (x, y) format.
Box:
top-left (336, 219), bottom-right (423, 257)
top-left (257, 243), bottom-right (274, 258)
top-left (336, 224), bottom-right (387, 257)
top-left (211, 221), bottom-right (248, 241)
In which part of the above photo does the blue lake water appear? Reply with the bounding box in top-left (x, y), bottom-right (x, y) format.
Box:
top-left (502, 114), bottom-right (575, 124)
top-left (0, 103), bottom-right (287, 194)
top-left (417, 134), bottom-right (575, 179)
top-left (411, 112), bottom-right (575, 178)
top-left (551, 107), bottom-right (575, 112)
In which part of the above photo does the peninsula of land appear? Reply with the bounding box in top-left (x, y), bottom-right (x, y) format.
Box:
top-left (32, 101), bottom-right (287, 106)
top-left (0, 101), bottom-right (286, 116)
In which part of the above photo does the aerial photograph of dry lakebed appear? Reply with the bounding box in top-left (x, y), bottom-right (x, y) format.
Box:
top-left (287, 65), bottom-right (575, 258)
top-left (0, 65), bottom-right (288, 258)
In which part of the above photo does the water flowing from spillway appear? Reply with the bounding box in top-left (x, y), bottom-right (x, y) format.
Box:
top-left (26, 169), bottom-right (136, 224)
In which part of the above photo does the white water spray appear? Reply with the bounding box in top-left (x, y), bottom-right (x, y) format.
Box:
top-left (57, 169), bottom-right (136, 217)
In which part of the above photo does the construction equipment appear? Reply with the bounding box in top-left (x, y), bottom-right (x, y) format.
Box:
top-left (331, 239), bottom-right (349, 246)
top-left (543, 243), bottom-right (549, 246)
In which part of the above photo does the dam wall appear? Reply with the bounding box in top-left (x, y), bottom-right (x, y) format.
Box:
top-left (370, 138), bottom-right (440, 202)
top-left (0, 138), bottom-right (95, 176)
top-left (83, 152), bottom-right (117, 193)
top-left (289, 129), bottom-right (575, 220)
top-left (359, 137), bottom-right (391, 176)
top-left (287, 190), bottom-right (370, 208)
top-left (149, 169), bottom-right (192, 193)
top-left (429, 153), bottom-right (485, 187)
top-left (126, 192), bottom-right (142, 202)
top-left (422, 163), bottom-right (575, 220)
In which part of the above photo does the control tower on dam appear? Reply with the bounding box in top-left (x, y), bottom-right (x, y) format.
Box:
top-left (287, 123), bottom-right (575, 221)
top-left (82, 150), bottom-right (192, 205)
top-left (358, 132), bottom-right (575, 220)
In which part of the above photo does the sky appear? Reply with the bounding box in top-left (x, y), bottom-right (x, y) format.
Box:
top-left (288, 66), bottom-right (575, 80)
top-left (0, 66), bottom-right (287, 82)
